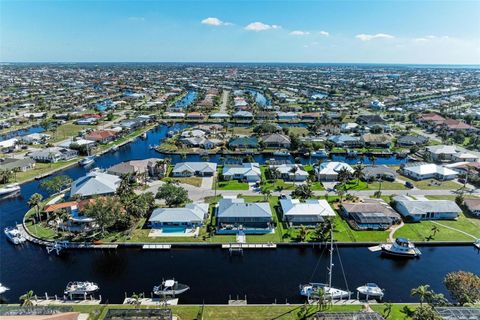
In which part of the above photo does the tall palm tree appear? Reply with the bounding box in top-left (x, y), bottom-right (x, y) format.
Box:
top-left (289, 166), bottom-right (299, 187)
top-left (411, 285), bottom-right (433, 307)
top-left (298, 225), bottom-right (309, 242)
top-left (369, 155), bottom-right (377, 167)
top-left (19, 290), bottom-right (36, 306)
top-left (353, 164), bottom-right (364, 186)
top-left (28, 193), bottom-right (43, 222)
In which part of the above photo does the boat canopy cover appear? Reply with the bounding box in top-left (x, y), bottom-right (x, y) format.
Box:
top-left (164, 280), bottom-right (175, 287)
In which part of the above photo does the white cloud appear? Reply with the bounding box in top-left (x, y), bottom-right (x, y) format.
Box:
top-left (319, 31), bottom-right (330, 37)
top-left (244, 22), bottom-right (281, 32)
top-left (355, 33), bottom-right (395, 41)
top-left (201, 17), bottom-right (231, 26)
top-left (290, 30), bottom-right (310, 36)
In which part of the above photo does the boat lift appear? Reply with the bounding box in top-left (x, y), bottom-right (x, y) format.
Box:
top-left (46, 241), bottom-right (68, 255)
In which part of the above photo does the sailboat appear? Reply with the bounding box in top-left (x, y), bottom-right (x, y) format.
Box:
top-left (299, 228), bottom-right (351, 300)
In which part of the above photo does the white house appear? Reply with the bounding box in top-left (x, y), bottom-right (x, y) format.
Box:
top-left (222, 163), bottom-right (261, 182)
top-left (315, 161), bottom-right (354, 181)
top-left (269, 164), bottom-right (309, 182)
top-left (70, 171), bottom-right (121, 198)
top-left (401, 163), bottom-right (458, 181)
top-left (280, 197), bottom-right (335, 226)
top-left (148, 203), bottom-right (209, 229)
top-left (393, 195), bottom-right (461, 221)
top-left (29, 147), bottom-right (78, 163)
top-left (172, 162), bottom-right (217, 177)
top-left (427, 145), bottom-right (458, 162)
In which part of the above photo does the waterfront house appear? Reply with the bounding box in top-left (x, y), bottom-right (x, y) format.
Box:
top-left (261, 133), bottom-right (291, 149)
top-left (165, 112), bottom-right (185, 119)
top-left (280, 196), bottom-right (335, 226)
top-left (396, 135), bottom-right (429, 147)
top-left (361, 133), bottom-right (393, 148)
top-left (172, 162), bottom-right (217, 177)
top-left (341, 198), bottom-right (401, 230)
top-left (186, 112), bottom-right (206, 120)
top-left (20, 133), bottom-right (51, 145)
top-left (0, 138), bottom-right (19, 153)
top-left (328, 134), bottom-right (362, 148)
top-left (29, 147), bottom-right (78, 163)
top-left (179, 136), bottom-right (222, 149)
top-left (340, 123), bottom-right (359, 133)
top-left (43, 200), bottom-right (97, 232)
top-left (315, 161), bottom-right (354, 182)
top-left (70, 171), bottom-right (121, 198)
top-left (75, 118), bottom-right (98, 125)
top-left (216, 196), bottom-right (273, 233)
top-left (452, 152), bottom-right (478, 162)
top-left (84, 129), bottom-right (117, 144)
top-left (401, 163), bottom-right (458, 181)
top-left (148, 202), bottom-right (209, 230)
top-left (107, 158), bottom-right (166, 180)
top-left (393, 195), bottom-right (461, 221)
top-left (228, 136), bottom-right (259, 149)
top-left (209, 112), bottom-right (230, 119)
top-left (426, 145), bottom-right (458, 162)
top-left (233, 110), bottom-right (253, 120)
top-left (222, 163), bottom-right (261, 182)
top-left (269, 164), bottom-right (308, 182)
top-left (416, 113), bottom-right (446, 127)
top-left (277, 111), bottom-right (298, 121)
top-left (0, 157), bottom-right (35, 172)
top-left (464, 199), bottom-right (480, 217)
top-left (363, 165), bottom-right (397, 182)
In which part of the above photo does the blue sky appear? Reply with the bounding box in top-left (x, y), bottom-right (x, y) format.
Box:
top-left (1, 0), bottom-right (479, 63)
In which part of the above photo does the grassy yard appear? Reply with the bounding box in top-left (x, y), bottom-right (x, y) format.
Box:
top-left (400, 176), bottom-right (463, 190)
top-left (216, 179), bottom-right (249, 190)
top-left (67, 303), bottom-right (416, 320)
top-left (288, 126), bottom-right (309, 136)
top-left (12, 159), bottom-right (78, 184)
top-left (45, 123), bottom-right (93, 143)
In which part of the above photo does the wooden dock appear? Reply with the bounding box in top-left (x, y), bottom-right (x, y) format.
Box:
top-left (222, 243), bottom-right (277, 249)
top-left (142, 244), bottom-right (172, 250)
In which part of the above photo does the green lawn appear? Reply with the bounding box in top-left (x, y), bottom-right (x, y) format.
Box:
top-left (66, 303), bottom-right (416, 320)
top-left (400, 176), bottom-right (463, 190)
top-left (12, 159), bottom-right (78, 184)
top-left (216, 179), bottom-right (249, 190)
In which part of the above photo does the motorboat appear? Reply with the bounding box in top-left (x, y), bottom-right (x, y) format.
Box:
top-left (299, 283), bottom-right (351, 300)
top-left (0, 183), bottom-right (20, 196)
top-left (78, 156), bottom-right (95, 166)
top-left (346, 149), bottom-right (358, 158)
top-left (141, 132), bottom-right (147, 139)
top-left (311, 149), bottom-right (328, 158)
top-left (272, 151), bottom-right (290, 156)
top-left (4, 226), bottom-right (26, 245)
top-left (474, 239), bottom-right (480, 249)
top-left (153, 279), bottom-right (190, 296)
top-left (356, 283), bottom-right (384, 300)
top-left (64, 281), bottom-right (99, 296)
top-left (0, 283), bottom-right (9, 294)
top-left (111, 145), bottom-right (119, 152)
top-left (381, 238), bottom-right (421, 258)
top-left (299, 228), bottom-right (351, 300)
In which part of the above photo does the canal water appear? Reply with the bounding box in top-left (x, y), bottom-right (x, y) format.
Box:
top-left (0, 123), bottom-right (477, 304)
top-left (174, 91), bottom-right (198, 109)
top-left (0, 126), bottom-right (45, 142)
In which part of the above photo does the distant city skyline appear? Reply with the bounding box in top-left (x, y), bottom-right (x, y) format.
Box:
top-left (1, 0), bottom-right (479, 64)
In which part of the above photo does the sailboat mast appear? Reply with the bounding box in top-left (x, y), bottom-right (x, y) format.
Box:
top-left (328, 226), bottom-right (333, 288)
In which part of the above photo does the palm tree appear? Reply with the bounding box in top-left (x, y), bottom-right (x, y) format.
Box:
top-left (28, 193), bottom-right (43, 222)
top-left (289, 166), bottom-right (299, 186)
top-left (353, 164), bottom-right (364, 186)
top-left (369, 155), bottom-right (377, 167)
top-left (315, 287), bottom-right (329, 311)
top-left (335, 186), bottom-right (346, 202)
top-left (0, 169), bottom-right (14, 185)
top-left (19, 290), bottom-right (36, 306)
top-left (298, 225), bottom-right (309, 242)
top-left (431, 225), bottom-right (440, 237)
top-left (337, 167), bottom-right (351, 185)
top-left (130, 292), bottom-right (144, 307)
top-left (411, 285), bottom-right (433, 307)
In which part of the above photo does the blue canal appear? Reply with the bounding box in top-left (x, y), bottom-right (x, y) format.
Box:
top-left (0, 123), bottom-right (477, 304)
top-left (174, 90), bottom-right (198, 109)
top-left (0, 126), bottom-right (45, 142)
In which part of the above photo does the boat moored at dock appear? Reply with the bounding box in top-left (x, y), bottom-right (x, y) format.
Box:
top-left (356, 283), bottom-right (384, 300)
top-left (0, 183), bottom-right (20, 196)
top-left (381, 238), bottom-right (421, 258)
top-left (153, 279), bottom-right (190, 296)
top-left (474, 239), bottom-right (480, 249)
top-left (0, 283), bottom-right (9, 295)
top-left (78, 156), bottom-right (95, 166)
top-left (64, 281), bottom-right (100, 296)
top-left (4, 226), bottom-right (26, 245)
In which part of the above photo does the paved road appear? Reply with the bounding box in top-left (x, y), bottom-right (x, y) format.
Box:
top-left (144, 179), bottom-right (480, 202)
top-left (219, 90), bottom-right (230, 113)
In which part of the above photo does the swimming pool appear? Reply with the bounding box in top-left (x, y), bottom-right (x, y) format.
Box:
top-left (162, 226), bottom-right (187, 233)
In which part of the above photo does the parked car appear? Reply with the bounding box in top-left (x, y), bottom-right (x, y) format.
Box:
top-left (405, 181), bottom-right (414, 189)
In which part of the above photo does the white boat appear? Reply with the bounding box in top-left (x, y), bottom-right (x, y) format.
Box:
top-left (299, 228), bottom-right (351, 300)
top-left (380, 238), bottom-right (421, 258)
top-left (311, 149), bottom-right (328, 158)
top-left (141, 132), bottom-right (147, 139)
top-left (357, 283), bottom-right (384, 300)
top-left (4, 226), bottom-right (26, 245)
top-left (474, 239), bottom-right (480, 249)
top-left (111, 145), bottom-right (119, 152)
top-left (78, 156), bottom-right (95, 166)
top-left (273, 151), bottom-right (290, 156)
top-left (153, 279), bottom-right (190, 296)
top-left (0, 283), bottom-right (9, 294)
top-left (64, 281), bottom-right (99, 296)
top-left (0, 183), bottom-right (20, 196)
